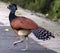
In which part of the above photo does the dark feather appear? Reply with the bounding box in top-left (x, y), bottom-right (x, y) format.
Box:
top-left (32, 28), bottom-right (55, 40)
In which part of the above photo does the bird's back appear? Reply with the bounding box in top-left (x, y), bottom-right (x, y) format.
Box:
top-left (10, 16), bottom-right (39, 30)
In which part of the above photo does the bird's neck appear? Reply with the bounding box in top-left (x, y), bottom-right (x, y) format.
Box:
top-left (9, 11), bottom-right (16, 22)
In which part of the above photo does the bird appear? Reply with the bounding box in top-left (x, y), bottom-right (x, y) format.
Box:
top-left (7, 4), bottom-right (55, 51)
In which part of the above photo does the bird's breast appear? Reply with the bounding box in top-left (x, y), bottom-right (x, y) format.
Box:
top-left (18, 30), bottom-right (31, 36)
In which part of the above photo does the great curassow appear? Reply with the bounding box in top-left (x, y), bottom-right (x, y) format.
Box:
top-left (7, 4), bottom-right (55, 51)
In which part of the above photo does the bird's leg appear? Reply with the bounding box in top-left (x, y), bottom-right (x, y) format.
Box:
top-left (13, 40), bottom-right (23, 46)
top-left (21, 37), bottom-right (29, 51)
top-left (26, 37), bottom-right (29, 50)
top-left (13, 36), bottom-right (26, 46)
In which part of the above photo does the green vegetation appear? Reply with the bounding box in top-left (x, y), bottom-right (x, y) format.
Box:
top-left (48, 0), bottom-right (60, 22)
top-left (0, 0), bottom-right (60, 22)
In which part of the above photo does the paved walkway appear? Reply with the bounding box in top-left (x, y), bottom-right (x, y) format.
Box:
top-left (0, 26), bottom-right (58, 53)
top-left (0, 2), bottom-right (60, 53)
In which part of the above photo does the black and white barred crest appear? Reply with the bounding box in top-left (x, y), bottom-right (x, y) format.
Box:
top-left (32, 28), bottom-right (55, 40)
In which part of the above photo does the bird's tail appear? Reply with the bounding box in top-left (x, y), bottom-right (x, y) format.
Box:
top-left (32, 27), bottom-right (55, 40)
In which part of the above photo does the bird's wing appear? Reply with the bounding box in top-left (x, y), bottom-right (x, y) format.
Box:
top-left (10, 17), bottom-right (39, 29)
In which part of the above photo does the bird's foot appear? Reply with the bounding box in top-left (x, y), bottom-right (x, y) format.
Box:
top-left (13, 41), bottom-right (22, 46)
top-left (21, 48), bottom-right (28, 51)
top-left (13, 41), bottom-right (18, 46)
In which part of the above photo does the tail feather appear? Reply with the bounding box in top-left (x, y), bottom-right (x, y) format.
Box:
top-left (32, 28), bottom-right (55, 40)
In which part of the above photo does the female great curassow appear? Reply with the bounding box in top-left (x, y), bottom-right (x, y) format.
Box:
top-left (7, 4), bottom-right (55, 51)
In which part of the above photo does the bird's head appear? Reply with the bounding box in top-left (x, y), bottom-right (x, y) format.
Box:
top-left (7, 4), bottom-right (17, 11)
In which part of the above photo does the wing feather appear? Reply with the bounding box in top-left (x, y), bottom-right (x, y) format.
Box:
top-left (11, 17), bottom-right (38, 29)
